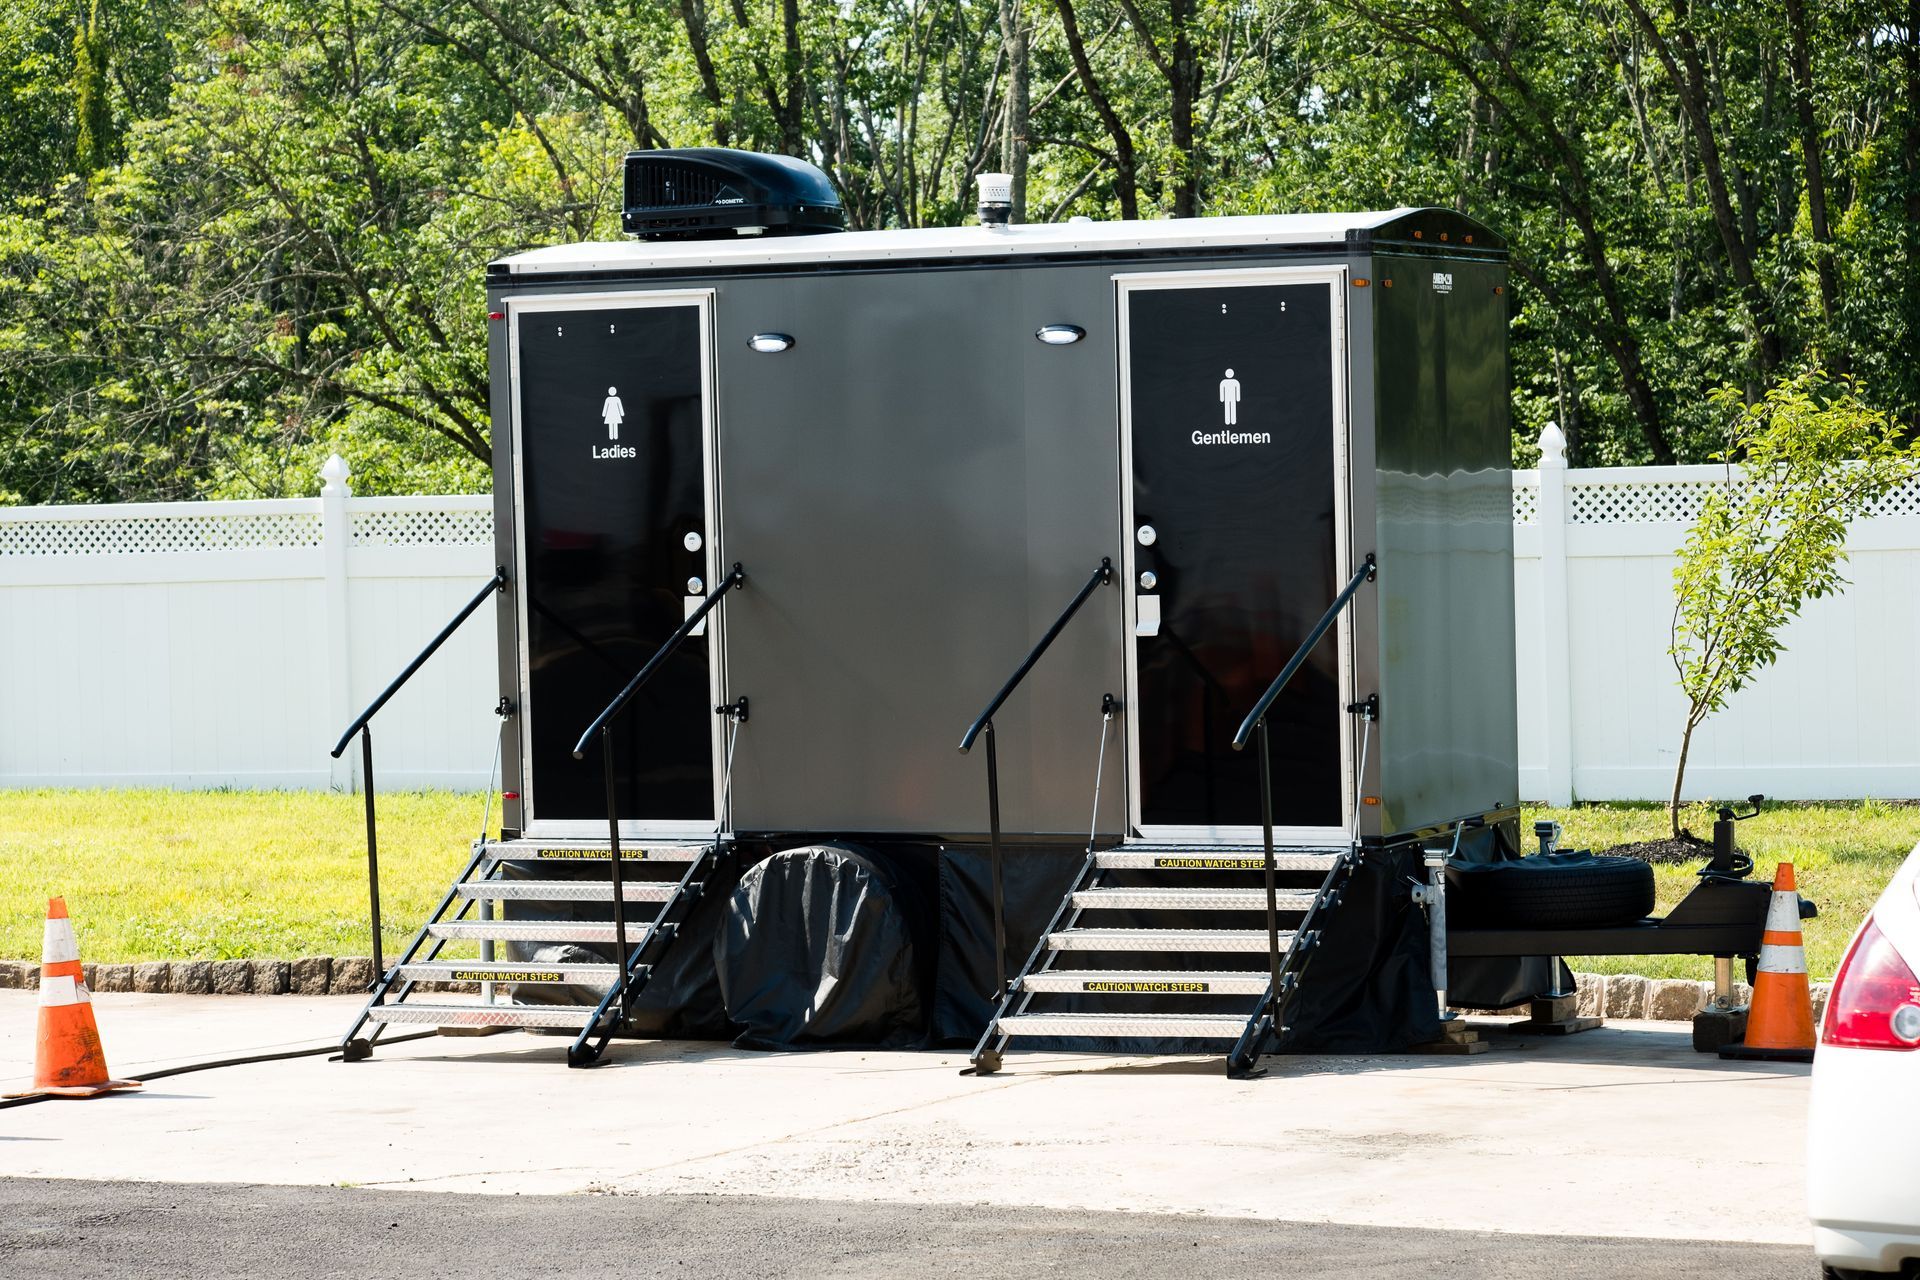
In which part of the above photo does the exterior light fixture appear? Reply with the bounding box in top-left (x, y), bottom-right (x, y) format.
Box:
top-left (748, 332), bottom-right (794, 353)
top-left (1035, 324), bottom-right (1085, 346)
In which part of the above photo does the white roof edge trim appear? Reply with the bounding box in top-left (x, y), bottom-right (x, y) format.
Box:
top-left (498, 209), bottom-right (1430, 275)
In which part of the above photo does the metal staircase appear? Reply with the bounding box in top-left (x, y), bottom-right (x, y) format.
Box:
top-left (962, 552), bottom-right (1381, 1079)
top-left (339, 836), bottom-right (723, 1064)
top-left (969, 839), bottom-right (1359, 1073)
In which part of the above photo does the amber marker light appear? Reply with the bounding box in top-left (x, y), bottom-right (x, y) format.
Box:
top-left (1352, 278), bottom-right (1370, 287)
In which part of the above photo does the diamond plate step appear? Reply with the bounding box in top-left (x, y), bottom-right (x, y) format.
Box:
top-left (1070, 888), bottom-right (1315, 912)
top-left (394, 961), bottom-right (620, 984)
top-left (1095, 850), bottom-right (1342, 872)
top-left (1019, 970), bottom-right (1269, 996)
top-left (998, 1012), bottom-right (1249, 1039)
top-left (1047, 928), bottom-right (1289, 953)
top-left (426, 921), bottom-right (673, 944)
top-left (366, 1003), bottom-right (602, 1029)
top-left (483, 839), bottom-right (710, 864)
top-left (454, 881), bottom-right (677, 903)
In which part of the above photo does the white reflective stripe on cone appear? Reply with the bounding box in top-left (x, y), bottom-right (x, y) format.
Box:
top-left (1756, 943), bottom-right (1808, 975)
top-left (39, 974), bottom-right (89, 1006)
top-left (1764, 892), bottom-right (1802, 934)
top-left (41, 919), bottom-right (78, 964)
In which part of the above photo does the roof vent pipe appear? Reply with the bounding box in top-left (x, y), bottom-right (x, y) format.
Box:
top-left (977, 173), bottom-right (1013, 229)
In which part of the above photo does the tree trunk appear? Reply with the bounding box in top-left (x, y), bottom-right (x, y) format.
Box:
top-left (781, 0), bottom-right (805, 157)
top-left (1784, 0), bottom-right (1842, 364)
top-left (1168, 0), bottom-right (1199, 217)
top-left (1053, 0), bottom-right (1140, 219)
top-left (1669, 715), bottom-right (1698, 838)
top-left (998, 0), bottom-right (1029, 221)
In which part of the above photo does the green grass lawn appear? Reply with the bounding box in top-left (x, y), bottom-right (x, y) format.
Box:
top-left (0, 789), bottom-right (496, 964)
top-left (0, 790), bottom-right (1912, 978)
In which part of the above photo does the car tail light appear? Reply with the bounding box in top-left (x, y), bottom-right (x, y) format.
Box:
top-left (1823, 918), bottom-right (1920, 1049)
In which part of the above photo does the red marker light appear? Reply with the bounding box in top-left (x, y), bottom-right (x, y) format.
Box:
top-left (487, 311), bottom-right (505, 321)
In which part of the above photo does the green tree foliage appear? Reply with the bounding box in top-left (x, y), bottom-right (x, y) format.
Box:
top-left (1, 0), bottom-right (1918, 502)
top-left (1667, 373), bottom-right (1919, 835)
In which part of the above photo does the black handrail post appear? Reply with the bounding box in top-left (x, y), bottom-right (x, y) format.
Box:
top-left (1256, 718), bottom-right (1279, 1014)
top-left (361, 727), bottom-right (384, 986)
top-left (955, 554), bottom-right (1115, 1012)
top-left (601, 724), bottom-right (629, 1011)
top-left (985, 719), bottom-right (1007, 999)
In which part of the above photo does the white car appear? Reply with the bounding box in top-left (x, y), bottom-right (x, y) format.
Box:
top-left (1809, 841), bottom-right (1920, 1277)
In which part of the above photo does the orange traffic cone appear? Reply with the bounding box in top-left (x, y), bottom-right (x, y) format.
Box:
top-left (3, 898), bottom-right (141, 1099)
top-left (1720, 863), bottom-right (1817, 1063)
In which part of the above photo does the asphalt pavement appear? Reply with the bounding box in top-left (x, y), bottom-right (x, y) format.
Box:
top-left (0, 1179), bottom-right (1821, 1279)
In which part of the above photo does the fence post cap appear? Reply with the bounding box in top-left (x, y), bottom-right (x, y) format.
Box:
top-left (1537, 421), bottom-right (1567, 469)
top-left (320, 453), bottom-right (351, 495)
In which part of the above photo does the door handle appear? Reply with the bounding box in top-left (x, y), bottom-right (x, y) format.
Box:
top-left (1134, 593), bottom-right (1161, 637)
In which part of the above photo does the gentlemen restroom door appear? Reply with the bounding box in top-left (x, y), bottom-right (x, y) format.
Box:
top-left (1117, 270), bottom-right (1351, 842)
top-left (508, 291), bottom-right (723, 837)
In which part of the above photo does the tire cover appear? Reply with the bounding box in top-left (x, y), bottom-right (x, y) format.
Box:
top-left (1447, 851), bottom-right (1655, 930)
top-left (716, 843), bottom-right (925, 1050)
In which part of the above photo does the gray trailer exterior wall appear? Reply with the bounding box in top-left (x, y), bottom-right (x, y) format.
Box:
top-left (485, 228), bottom-right (1514, 842)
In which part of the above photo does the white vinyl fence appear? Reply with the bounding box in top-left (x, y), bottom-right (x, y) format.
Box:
top-left (0, 457), bottom-right (499, 791)
top-left (3, 438), bottom-right (1918, 800)
top-left (1516, 424), bottom-right (1920, 805)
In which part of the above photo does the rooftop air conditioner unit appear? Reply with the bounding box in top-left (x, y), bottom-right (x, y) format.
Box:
top-left (622, 148), bottom-right (846, 240)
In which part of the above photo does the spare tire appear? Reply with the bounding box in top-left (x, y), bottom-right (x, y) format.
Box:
top-left (715, 843), bottom-right (927, 1050)
top-left (1447, 852), bottom-right (1655, 930)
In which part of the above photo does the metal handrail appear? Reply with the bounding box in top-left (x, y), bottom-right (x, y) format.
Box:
top-left (331, 566), bottom-right (508, 759)
top-left (956, 556), bottom-right (1114, 1002)
top-left (570, 562), bottom-right (745, 1021)
top-left (572, 563), bottom-right (745, 759)
top-left (959, 558), bottom-right (1113, 754)
top-left (328, 565), bottom-right (508, 984)
top-left (1231, 553), bottom-right (1375, 750)
top-left (1229, 552), bottom-right (1377, 1029)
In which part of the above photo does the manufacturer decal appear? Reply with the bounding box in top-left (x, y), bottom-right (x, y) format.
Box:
top-left (1432, 271), bottom-right (1454, 294)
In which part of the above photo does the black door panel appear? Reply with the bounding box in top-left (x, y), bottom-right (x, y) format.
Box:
top-left (1126, 282), bottom-right (1342, 829)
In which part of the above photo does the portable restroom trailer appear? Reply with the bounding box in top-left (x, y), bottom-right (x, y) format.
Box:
top-left (347, 151), bottom-right (1539, 1072)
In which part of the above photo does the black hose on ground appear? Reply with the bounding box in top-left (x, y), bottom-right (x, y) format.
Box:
top-left (0, 1031), bottom-right (438, 1110)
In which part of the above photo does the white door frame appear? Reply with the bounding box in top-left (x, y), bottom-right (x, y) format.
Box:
top-left (505, 289), bottom-right (727, 841)
top-left (1113, 266), bottom-right (1355, 846)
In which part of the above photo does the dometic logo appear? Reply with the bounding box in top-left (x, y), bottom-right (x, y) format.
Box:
top-left (1432, 271), bottom-right (1454, 294)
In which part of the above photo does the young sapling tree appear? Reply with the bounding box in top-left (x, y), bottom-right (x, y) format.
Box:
top-left (1668, 374), bottom-right (1917, 838)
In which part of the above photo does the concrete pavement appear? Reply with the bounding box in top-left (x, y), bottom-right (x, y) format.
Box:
top-left (0, 992), bottom-right (1814, 1246)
